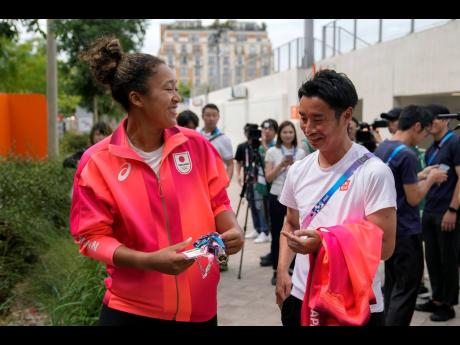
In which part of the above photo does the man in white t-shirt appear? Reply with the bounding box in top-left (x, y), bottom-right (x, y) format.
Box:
top-left (199, 103), bottom-right (234, 183)
top-left (276, 69), bottom-right (397, 326)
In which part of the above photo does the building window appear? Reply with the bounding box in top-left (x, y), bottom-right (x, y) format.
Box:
top-left (237, 34), bottom-right (245, 42)
top-left (248, 44), bottom-right (257, 55)
top-left (237, 55), bottom-right (243, 65)
top-left (247, 67), bottom-right (256, 78)
top-left (208, 55), bottom-right (215, 65)
top-left (181, 67), bottom-right (188, 77)
top-left (194, 66), bottom-right (201, 77)
top-left (168, 54), bottom-right (174, 66)
top-left (181, 44), bottom-right (187, 54)
top-left (262, 65), bottom-right (270, 76)
top-left (195, 55), bottom-right (201, 66)
top-left (181, 55), bottom-right (187, 65)
top-left (208, 67), bottom-right (215, 77)
top-left (191, 34), bottom-right (199, 43)
top-left (223, 56), bottom-right (230, 65)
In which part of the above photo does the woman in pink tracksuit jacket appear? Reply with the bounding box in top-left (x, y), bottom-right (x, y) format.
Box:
top-left (70, 36), bottom-right (244, 326)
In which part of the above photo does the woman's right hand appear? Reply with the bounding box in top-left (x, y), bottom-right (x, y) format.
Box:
top-left (145, 238), bottom-right (195, 275)
top-left (275, 270), bottom-right (292, 310)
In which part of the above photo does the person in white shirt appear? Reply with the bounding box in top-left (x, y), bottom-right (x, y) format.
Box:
top-left (265, 121), bottom-right (306, 286)
top-left (276, 69), bottom-right (397, 326)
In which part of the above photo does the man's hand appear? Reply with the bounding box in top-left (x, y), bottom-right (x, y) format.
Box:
top-left (427, 168), bottom-right (448, 184)
top-left (275, 270), bottom-right (292, 310)
top-left (281, 228), bottom-right (322, 255)
top-left (220, 227), bottom-right (244, 255)
top-left (441, 210), bottom-right (457, 232)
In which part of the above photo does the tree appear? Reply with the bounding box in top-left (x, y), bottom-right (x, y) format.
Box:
top-left (178, 80), bottom-right (191, 102)
top-left (53, 19), bottom-right (148, 121)
top-left (0, 37), bottom-right (46, 93)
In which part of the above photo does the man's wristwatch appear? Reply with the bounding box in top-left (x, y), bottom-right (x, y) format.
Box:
top-left (448, 207), bottom-right (458, 213)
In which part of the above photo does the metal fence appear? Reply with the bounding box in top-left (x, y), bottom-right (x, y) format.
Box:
top-left (320, 19), bottom-right (453, 59)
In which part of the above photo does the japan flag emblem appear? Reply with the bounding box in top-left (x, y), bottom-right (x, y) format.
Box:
top-left (173, 151), bottom-right (192, 174)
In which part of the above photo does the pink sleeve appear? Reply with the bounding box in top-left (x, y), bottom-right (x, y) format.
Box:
top-left (70, 167), bottom-right (122, 266)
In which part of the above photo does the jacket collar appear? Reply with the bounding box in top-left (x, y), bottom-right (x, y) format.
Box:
top-left (109, 117), bottom-right (189, 162)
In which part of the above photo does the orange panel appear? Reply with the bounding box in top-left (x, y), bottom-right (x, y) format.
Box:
top-left (0, 94), bottom-right (11, 157)
top-left (8, 94), bottom-right (48, 159)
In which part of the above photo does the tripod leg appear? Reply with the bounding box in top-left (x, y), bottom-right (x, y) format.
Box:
top-left (235, 196), bottom-right (244, 218)
top-left (237, 198), bottom-right (251, 280)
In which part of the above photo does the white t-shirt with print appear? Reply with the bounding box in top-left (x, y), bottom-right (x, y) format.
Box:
top-left (265, 145), bottom-right (307, 196)
top-left (279, 142), bottom-right (397, 313)
top-left (199, 128), bottom-right (233, 161)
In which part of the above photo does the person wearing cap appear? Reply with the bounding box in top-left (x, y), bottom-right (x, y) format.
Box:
top-left (374, 105), bottom-right (448, 326)
top-left (415, 104), bottom-right (460, 322)
top-left (381, 107), bottom-right (402, 135)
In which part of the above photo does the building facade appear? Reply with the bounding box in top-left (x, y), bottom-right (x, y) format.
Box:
top-left (158, 20), bottom-right (272, 94)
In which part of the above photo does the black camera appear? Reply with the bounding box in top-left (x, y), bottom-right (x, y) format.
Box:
top-left (355, 122), bottom-right (377, 152)
top-left (245, 124), bottom-right (262, 149)
top-left (371, 119), bottom-right (388, 130)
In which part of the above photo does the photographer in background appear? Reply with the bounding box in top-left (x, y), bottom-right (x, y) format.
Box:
top-left (235, 124), bottom-right (270, 242)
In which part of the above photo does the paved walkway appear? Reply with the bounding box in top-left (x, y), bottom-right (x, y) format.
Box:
top-left (217, 179), bottom-right (460, 326)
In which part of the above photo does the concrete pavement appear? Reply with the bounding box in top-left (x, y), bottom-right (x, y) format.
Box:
top-left (216, 179), bottom-right (460, 326)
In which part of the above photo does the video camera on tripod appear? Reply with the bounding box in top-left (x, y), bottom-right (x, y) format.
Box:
top-left (355, 119), bottom-right (387, 152)
top-left (245, 123), bottom-right (262, 150)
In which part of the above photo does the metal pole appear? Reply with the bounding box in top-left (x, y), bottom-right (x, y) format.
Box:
top-left (288, 41), bottom-right (291, 69)
top-left (277, 47), bottom-right (280, 72)
top-left (303, 19), bottom-right (314, 68)
top-left (46, 19), bottom-right (58, 159)
top-left (410, 19), bottom-right (415, 33)
top-left (378, 19), bottom-right (383, 43)
top-left (332, 20), bottom-right (336, 56)
top-left (353, 19), bottom-right (357, 50)
top-left (216, 31), bottom-right (221, 90)
top-left (322, 25), bottom-right (326, 59)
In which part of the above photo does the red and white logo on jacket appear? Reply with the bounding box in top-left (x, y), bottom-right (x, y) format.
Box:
top-left (173, 151), bottom-right (192, 174)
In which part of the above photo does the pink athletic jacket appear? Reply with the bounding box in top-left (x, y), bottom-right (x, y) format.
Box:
top-left (70, 117), bottom-right (231, 322)
top-left (301, 220), bottom-right (383, 326)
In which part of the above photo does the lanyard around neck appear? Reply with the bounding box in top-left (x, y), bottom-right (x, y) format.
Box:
top-left (385, 144), bottom-right (407, 165)
top-left (281, 145), bottom-right (297, 157)
top-left (301, 152), bottom-right (374, 229)
top-left (427, 131), bottom-right (454, 166)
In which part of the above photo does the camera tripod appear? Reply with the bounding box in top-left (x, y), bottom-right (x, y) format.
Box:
top-left (235, 145), bottom-right (271, 279)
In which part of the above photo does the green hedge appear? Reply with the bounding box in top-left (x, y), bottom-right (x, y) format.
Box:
top-left (60, 131), bottom-right (89, 156)
top-left (0, 158), bottom-right (74, 312)
top-left (0, 157), bottom-right (105, 325)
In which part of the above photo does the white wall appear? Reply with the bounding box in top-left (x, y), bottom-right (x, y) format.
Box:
top-left (189, 68), bottom-right (306, 147)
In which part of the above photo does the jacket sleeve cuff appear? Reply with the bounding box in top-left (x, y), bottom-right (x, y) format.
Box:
top-left (79, 236), bottom-right (123, 266)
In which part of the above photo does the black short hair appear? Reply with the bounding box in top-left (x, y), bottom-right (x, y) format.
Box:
top-left (425, 104), bottom-right (451, 117)
top-left (298, 69), bottom-right (358, 119)
top-left (398, 105), bottom-right (433, 131)
top-left (261, 118), bottom-right (279, 132)
top-left (90, 121), bottom-right (113, 145)
top-left (177, 110), bottom-right (199, 128)
top-left (202, 103), bottom-right (219, 114)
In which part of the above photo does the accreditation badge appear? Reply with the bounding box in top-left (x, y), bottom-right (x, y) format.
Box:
top-left (173, 151), bottom-right (192, 174)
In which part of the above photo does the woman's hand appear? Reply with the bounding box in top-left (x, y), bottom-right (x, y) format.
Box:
top-left (220, 227), bottom-right (244, 255)
top-left (144, 238), bottom-right (196, 275)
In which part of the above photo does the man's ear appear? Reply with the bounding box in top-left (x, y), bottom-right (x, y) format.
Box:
top-left (129, 91), bottom-right (143, 108)
top-left (414, 122), bottom-right (422, 133)
top-left (342, 107), bottom-right (353, 124)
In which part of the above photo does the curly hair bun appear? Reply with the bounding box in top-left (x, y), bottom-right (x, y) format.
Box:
top-left (81, 36), bottom-right (123, 86)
